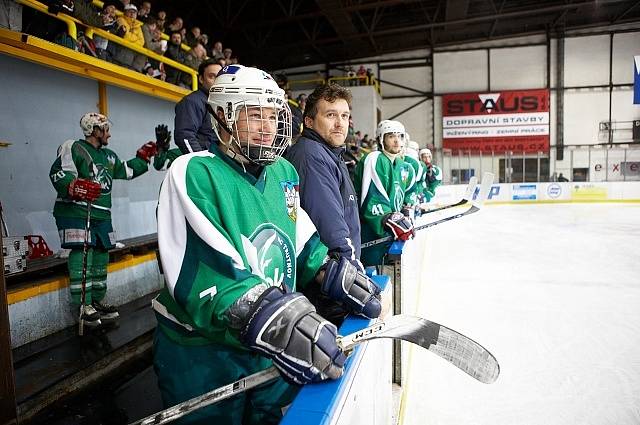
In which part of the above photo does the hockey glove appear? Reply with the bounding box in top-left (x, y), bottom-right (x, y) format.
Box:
top-left (136, 142), bottom-right (158, 162)
top-left (321, 256), bottom-right (382, 319)
top-left (383, 211), bottom-right (414, 241)
top-left (155, 124), bottom-right (171, 154)
top-left (241, 287), bottom-right (346, 385)
top-left (68, 178), bottom-right (101, 202)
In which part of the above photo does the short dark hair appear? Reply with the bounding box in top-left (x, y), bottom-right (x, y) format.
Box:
top-left (198, 58), bottom-right (218, 77)
top-left (304, 83), bottom-right (352, 120)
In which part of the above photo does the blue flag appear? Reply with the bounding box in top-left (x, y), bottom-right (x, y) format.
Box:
top-left (635, 56), bottom-right (640, 105)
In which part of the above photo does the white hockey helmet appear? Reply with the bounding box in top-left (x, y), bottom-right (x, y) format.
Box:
top-left (80, 112), bottom-right (110, 137)
top-left (405, 140), bottom-right (420, 160)
top-left (376, 120), bottom-right (405, 142)
top-left (208, 65), bottom-right (292, 165)
top-left (419, 148), bottom-right (432, 157)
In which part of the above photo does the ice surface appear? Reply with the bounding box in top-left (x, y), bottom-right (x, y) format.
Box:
top-left (401, 203), bottom-right (640, 425)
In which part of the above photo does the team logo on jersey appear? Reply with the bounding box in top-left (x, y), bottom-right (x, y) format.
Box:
top-left (280, 181), bottom-right (299, 222)
top-left (393, 183), bottom-right (404, 211)
top-left (94, 164), bottom-right (113, 194)
top-left (400, 165), bottom-right (410, 183)
top-left (242, 225), bottom-right (296, 290)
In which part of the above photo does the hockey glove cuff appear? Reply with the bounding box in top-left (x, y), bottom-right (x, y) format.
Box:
top-left (136, 142), bottom-right (158, 162)
top-left (240, 287), bottom-right (346, 385)
top-left (383, 212), bottom-right (415, 241)
top-left (321, 256), bottom-right (382, 319)
top-left (68, 178), bottom-right (101, 202)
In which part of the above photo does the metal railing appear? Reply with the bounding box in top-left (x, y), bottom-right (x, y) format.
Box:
top-left (289, 75), bottom-right (381, 94)
top-left (436, 145), bottom-right (640, 184)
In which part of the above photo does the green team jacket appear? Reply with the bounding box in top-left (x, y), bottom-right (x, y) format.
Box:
top-left (422, 164), bottom-right (443, 202)
top-left (154, 144), bottom-right (328, 349)
top-left (49, 139), bottom-right (149, 221)
top-left (400, 155), bottom-right (424, 206)
top-left (354, 151), bottom-right (405, 265)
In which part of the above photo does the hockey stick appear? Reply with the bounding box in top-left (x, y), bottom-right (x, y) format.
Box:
top-left (419, 175), bottom-right (477, 215)
top-left (78, 201), bottom-right (92, 337)
top-left (361, 172), bottom-right (494, 249)
top-left (130, 314), bottom-right (500, 425)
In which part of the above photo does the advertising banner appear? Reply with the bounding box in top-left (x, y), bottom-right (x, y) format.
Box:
top-left (443, 89), bottom-right (550, 154)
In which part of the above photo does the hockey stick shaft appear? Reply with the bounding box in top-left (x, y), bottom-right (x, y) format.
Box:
top-left (131, 314), bottom-right (499, 425)
top-left (78, 201), bottom-right (92, 336)
top-left (361, 172), bottom-right (494, 249)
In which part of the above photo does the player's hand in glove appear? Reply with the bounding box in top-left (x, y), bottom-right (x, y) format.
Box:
top-left (241, 287), bottom-right (346, 385)
top-left (155, 124), bottom-right (171, 154)
top-left (68, 178), bottom-right (101, 202)
top-left (383, 211), bottom-right (414, 241)
top-left (136, 142), bottom-right (158, 162)
top-left (321, 256), bottom-right (381, 319)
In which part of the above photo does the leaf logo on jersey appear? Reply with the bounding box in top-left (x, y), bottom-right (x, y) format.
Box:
top-left (280, 181), bottom-right (299, 222)
top-left (94, 164), bottom-right (113, 194)
top-left (242, 225), bottom-right (296, 290)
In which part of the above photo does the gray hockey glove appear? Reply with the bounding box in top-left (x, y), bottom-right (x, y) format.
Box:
top-left (240, 287), bottom-right (346, 385)
top-left (321, 256), bottom-right (382, 319)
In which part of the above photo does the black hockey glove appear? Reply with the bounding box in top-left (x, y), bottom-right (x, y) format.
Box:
top-left (241, 287), bottom-right (346, 385)
top-left (321, 256), bottom-right (382, 319)
top-left (155, 124), bottom-right (171, 153)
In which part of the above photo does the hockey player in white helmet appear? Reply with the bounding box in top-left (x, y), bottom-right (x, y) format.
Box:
top-left (419, 147), bottom-right (442, 202)
top-left (354, 119), bottom-right (414, 266)
top-left (154, 65), bottom-right (380, 424)
top-left (49, 112), bottom-right (159, 328)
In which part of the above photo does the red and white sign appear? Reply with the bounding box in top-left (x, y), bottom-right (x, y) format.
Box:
top-left (442, 89), bottom-right (550, 154)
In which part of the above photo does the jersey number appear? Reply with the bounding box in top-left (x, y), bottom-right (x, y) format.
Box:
top-left (371, 204), bottom-right (385, 216)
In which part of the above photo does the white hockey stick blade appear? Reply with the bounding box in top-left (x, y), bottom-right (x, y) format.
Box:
top-left (471, 172), bottom-right (495, 208)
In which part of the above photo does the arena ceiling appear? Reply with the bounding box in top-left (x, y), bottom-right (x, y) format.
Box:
top-left (156, 0), bottom-right (640, 70)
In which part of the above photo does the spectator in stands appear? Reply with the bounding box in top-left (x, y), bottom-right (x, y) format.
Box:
top-left (356, 65), bottom-right (366, 85)
top-left (49, 113), bottom-right (159, 328)
top-left (71, 0), bottom-right (102, 28)
top-left (198, 33), bottom-right (209, 50)
top-left (113, 4), bottom-right (144, 70)
top-left (296, 93), bottom-right (307, 113)
top-left (366, 68), bottom-right (374, 85)
top-left (156, 9), bottom-right (166, 31)
top-left (184, 26), bottom-right (200, 47)
top-left (163, 31), bottom-right (186, 85)
top-left (179, 27), bottom-right (187, 42)
top-left (285, 83), bottom-right (374, 325)
top-left (346, 66), bottom-right (356, 86)
top-left (132, 15), bottom-right (159, 72)
top-left (0, 0), bottom-right (22, 31)
top-left (223, 47), bottom-right (232, 61)
top-left (174, 59), bottom-right (221, 153)
top-left (210, 40), bottom-right (223, 60)
top-left (181, 42), bottom-right (207, 88)
top-left (137, 1), bottom-right (151, 22)
top-left (93, 0), bottom-right (119, 62)
top-left (167, 16), bottom-right (183, 33)
top-left (558, 172), bottom-right (569, 182)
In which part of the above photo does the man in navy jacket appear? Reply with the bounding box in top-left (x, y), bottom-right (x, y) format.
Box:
top-left (285, 84), bottom-right (362, 324)
top-left (173, 59), bottom-right (221, 153)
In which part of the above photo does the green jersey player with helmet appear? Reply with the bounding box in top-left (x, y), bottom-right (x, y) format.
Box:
top-left (153, 65), bottom-right (382, 424)
top-left (49, 112), bottom-right (158, 327)
top-left (354, 120), bottom-right (415, 266)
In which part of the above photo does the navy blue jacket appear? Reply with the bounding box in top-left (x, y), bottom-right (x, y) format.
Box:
top-left (285, 129), bottom-right (361, 263)
top-left (174, 88), bottom-right (218, 154)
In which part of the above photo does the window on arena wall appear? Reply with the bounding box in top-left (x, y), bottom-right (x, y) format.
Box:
top-left (498, 158), bottom-right (550, 183)
top-left (450, 169), bottom-right (475, 184)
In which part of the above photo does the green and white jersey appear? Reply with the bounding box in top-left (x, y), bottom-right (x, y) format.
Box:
top-left (49, 139), bottom-right (149, 221)
top-left (155, 145), bottom-right (328, 348)
top-left (401, 156), bottom-right (424, 207)
top-left (423, 164), bottom-right (443, 201)
top-left (354, 151), bottom-right (405, 238)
